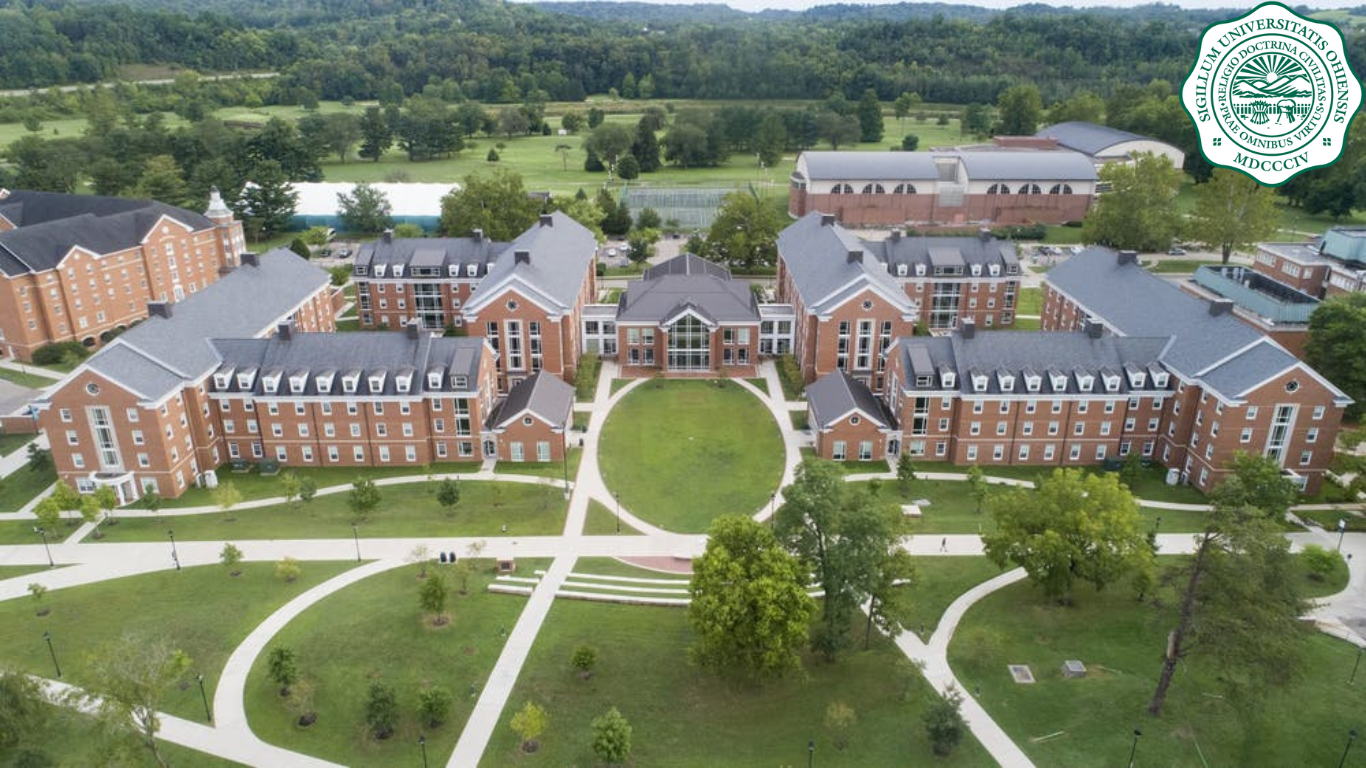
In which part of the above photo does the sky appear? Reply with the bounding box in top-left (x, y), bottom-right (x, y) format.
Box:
top-left (523, 0), bottom-right (1365, 14)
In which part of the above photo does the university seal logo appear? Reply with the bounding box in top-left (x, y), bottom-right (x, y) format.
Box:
top-left (1181, 2), bottom-right (1362, 186)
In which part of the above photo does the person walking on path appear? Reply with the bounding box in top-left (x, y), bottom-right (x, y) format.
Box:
top-left (940, 537), bottom-right (948, 552)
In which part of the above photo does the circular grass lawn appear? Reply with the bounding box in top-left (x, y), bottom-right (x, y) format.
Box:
top-left (598, 379), bottom-right (784, 532)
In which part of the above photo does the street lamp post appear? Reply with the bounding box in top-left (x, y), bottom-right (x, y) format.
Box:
top-left (1340, 728), bottom-right (1358, 768)
top-left (1154, 516), bottom-right (1162, 535)
top-left (196, 673), bottom-right (212, 722)
top-left (419, 734), bottom-right (429, 768)
top-left (43, 631), bottom-right (61, 678)
top-left (561, 442), bottom-right (570, 499)
top-left (33, 527), bottom-right (53, 568)
top-left (1339, 518), bottom-right (1349, 552)
top-left (1353, 647), bottom-right (1364, 685)
top-left (807, 739), bottom-right (815, 768)
top-left (352, 523), bottom-right (361, 562)
top-left (1128, 729), bottom-right (1142, 768)
top-left (614, 491), bottom-right (621, 534)
top-left (168, 530), bottom-right (180, 571)
top-left (769, 492), bottom-right (776, 529)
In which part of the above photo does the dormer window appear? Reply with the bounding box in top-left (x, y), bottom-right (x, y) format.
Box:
top-left (1077, 373), bottom-right (1095, 393)
top-left (988, 264), bottom-right (1001, 277)
top-left (375, 264), bottom-right (387, 277)
top-left (448, 265), bottom-right (459, 277)
top-left (1103, 374), bottom-right (1121, 393)
top-left (428, 371), bottom-right (442, 388)
top-left (915, 374), bottom-right (932, 387)
top-left (395, 373), bottom-right (412, 394)
top-left (972, 374), bottom-right (988, 393)
top-left (342, 373), bottom-right (360, 394)
top-left (452, 375), bottom-right (469, 389)
top-left (1051, 373), bottom-right (1068, 392)
top-left (896, 264), bottom-right (908, 277)
top-left (970, 264), bottom-right (982, 277)
top-left (392, 264), bottom-right (404, 278)
top-left (1128, 370), bottom-right (1146, 388)
top-left (289, 374), bottom-right (307, 394)
top-left (236, 370), bottom-right (256, 390)
top-left (941, 371), bottom-right (956, 389)
top-left (1025, 374), bottom-right (1041, 393)
top-left (213, 371), bottom-right (231, 390)
top-left (998, 372), bottom-right (1015, 392)
top-left (355, 265), bottom-right (368, 276)
top-left (466, 264), bottom-right (478, 277)
top-left (1153, 371), bottom-right (1170, 388)
top-left (262, 373), bottom-right (281, 394)
top-left (315, 373), bottom-right (335, 393)
top-left (915, 264), bottom-right (927, 277)
top-left (368, 372), bottom-right (387, 393)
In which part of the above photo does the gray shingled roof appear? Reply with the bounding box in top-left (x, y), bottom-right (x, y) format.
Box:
top-left (464, 212), bottom-right (596, 314)
top-left (957, 151), bottom-right (1098, 181)
top-left (798, 151), bottom-right (940, 181)
top-left (354, 235), bottom-right (508, 277)
top-left (72, 251), bottom-right (330, 402)
top-left (807, 370), bottom-right (895, 429)
top-left (210, 332), bottom-right (486, 397)
top-left (618, 253), bottom-right (758, 324)
top-left (777, 212), bottom-right (916, 315)
top-left (868, 235), bottom-right (1019, 272)
top-left (488, 371), bottom-right (573, 429)
top-left (0, 196), bottom-right (217, 277)
top-left (1035, 121), bottom-right (1148, 156)
top-left (1044, 249), bottom-right (1342, 401)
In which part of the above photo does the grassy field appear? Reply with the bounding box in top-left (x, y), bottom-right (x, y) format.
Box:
top-left (245, 561), bottom-right (535, 768)
top-left (572, 556), bottom-right (683, 578)
top-left (950, 571), bottom-right (1363, 767)
top-left (94, 481), bottom-right (567, 541)
top-left (0, 561), bottom-right (356, 722)
top-left (132, 462), bottom-right (482, 510)
top-left (0, 366), bottom-right (58, 389)
top-left (1015, 286), bottom-right (1042, 316)
top-left (884, 556), bottom-right (1005, 637)
top-left (599, 380), bottom-right (783, 532)
top-left (0, 432), bottom-right (35, 457)
top-left (480, 600), bottom-right (990, 766)
top-left (1, 703), bottom-right (243, 768)
top-left (790, 410), bottom-right (809, 430)
top-left (1145, 258), bottom-right (1220, 274)
top-left (582, 499), bottom-right (643, 535)
top-left (0, 464), bottom-right (56, 514)
top-left (0, 563), bottom-right (60, 580)
top-left (490, 447), bottom-right (582, 483)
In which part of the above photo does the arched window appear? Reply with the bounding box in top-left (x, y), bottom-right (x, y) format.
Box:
top-left (893, 183), bottom-right (917, 194)
top-left (832, 183), bottom-right (854, 194)
top-left (1018, 183), bottom-right (1042, 195)
top-left (861, 183), bottom-right (886, 194)
top-left (1049, 183), bottom-right (1074, 195)
top-left (987, 183), bottom-right (1010, 195)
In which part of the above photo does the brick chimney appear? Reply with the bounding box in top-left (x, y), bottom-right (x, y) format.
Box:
top-left (472, 228), bottom-right (484, 242)
top-left (407, 320), bottom-right (421, 339)
top-left (978, 227), bottom-right (992, 243)
top-left (277, 322), bottom-right (293, 341)
top-left (1085, 318), bottom-right (1104, 339)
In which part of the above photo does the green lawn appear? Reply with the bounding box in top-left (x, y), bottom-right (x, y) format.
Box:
top-left (245, 562), bottom-right (534, 768)
top-left (0, 562), bottom-right (356, 722)
top-left (572, 556), bottom-right (682, 578)
top-left (950, 574), bottom-right (1366, 767)
top-left (131, 462), bottom-right (482, 509)
top-left (790, 410), bottom-right (809, 430)
top-left (799, 448), bottom-right (888, 475)
top-left (608, 378), bottom-right (632, 395)
top-left (0, 465), bottom-right (56, 513)
top-left (0, 366), bottom-right (55, 389)
top-left (908, 461), bottom-right (1208, 505)
top-left (94, 481), bottom-right (567, 541)
top-left (1015, 286), bottom-right (1042, 316)
top-left (0, 564), bottom-right (60, 580)
top-left (1011, 316), bottom-right (1042, 330)
top-left (582, 499), bottom-right (643, 535)
top-left (335, 317), bottom-right (361, 332)
top-left (0, 432), bottom-right (35, 457)
top-left (1298, 508), bottom-right (1366, 532)
top-left (1145, 258), bottom-right (1219, 274)
top-left (480, 600), bottom-right (989, 766)
top-left (883, 556), bottom-right (1005, 637)
top-left (600, 380), bottom-right (783, 532)
top-left (491, 446), bottom-right (582, 483)
top-left (744, 377), bottom-right (769, 395)
top-left (575, 353), bottom-right (602, 402)
top-left (1, 703), bottom-right (244, 768)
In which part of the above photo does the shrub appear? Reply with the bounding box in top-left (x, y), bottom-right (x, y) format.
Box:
top-left (1300, 544), bottom-right (1344, 582)
top-left (575, 353), bottom-right (601, 401)
top-left (32, 341), bottom-right (88, 366)
top-left (595, 261), bottom-right (606, 277)
top-left (393, 222), bottom-right (424, 238)
top-left (776, 354), bottom-right (804, 399)
top-left (365, 682), bottom-right (398, 739)
top-left (923, 687), bottom-right (966, 756)
top-left (486, 148), bottom-right (500, 162)
top-left (571, 644), bottom-right (597, 679)
top-left (591, 707), bottom-right (632, 764)
top-left (275, 557), bottom-right (302, 583)
top-left (328, 265), bottom-right (351, 286)
top-left (289, 238), bottom-right (312, 259)
top-left (417, 684), bottom-right (454, 728)
top-left (901, 134), bottom-right (920, 151)
top-left (824, 701), bottom-right (856, 750)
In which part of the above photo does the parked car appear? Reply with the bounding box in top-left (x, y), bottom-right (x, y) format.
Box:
top-left (1167, 246), bottom-right (1187, 255)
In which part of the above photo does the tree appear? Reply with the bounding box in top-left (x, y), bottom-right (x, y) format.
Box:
top-left (289, 237), bottom-right (311, 259)
top-left (496, 106), bottom-right (529, 138)
top-left (78, 496), bottom-right (101, 538)
top-left (336, 182), bottom-right (394, 234)
top-left (214, 480), bottom-right (241, 523)
top-left (348, 478), bottom-right (381, 523)
top-left (510, 700), bottom-right (548, 753)
top-left (893, 92), bottom-right (922, 129)
top-left (1306, 293), bottom-right (1366, 421)
top-left (923, 686), bottom-right (966, 756)
top-left (33, 497), bottom-right (61, 533)
top-left (27, 582), bottom-right (47, 616)
top-left (561, 112), bottom-right (584, 134)
top-left (587, 108), bottom-right (606, 129)
top-left (591, 707), bottom-right (633, 765)
top-left (901, 134), bottom-right (920, 151)
top-left (266, 646), bottom-right (298, 696)
top-left (26, 444), bottom-right (50, 473)
top-left (596, 189), bottom-right (632, 237)
top-left (1299, 544), bottom-right (1342, 582)
top-left (438, 168), bottom-right (541, 241)
top-left (616, 154), bottom-right (640, 180)
top-left (1082, 153), bottom-right (1183, 253)
top-left (364, 682), bottom-right (398, 739)
top-left (419, 572), bottom-right (450, 625)
top-left (865, 547), bottom-right (915, 649)
top-left (92, 485), bottom-right (118, 526)
top-left (703, 189), bottom-right (781, 272)
top-left (322, 112), bottom-right (361, 163)
top-left (815, 111), bottom-right (862, 149)
top-left (1048, 91), bottom-right (1105, 124)
top-left (1187, 168), bottom-right (1280, 263)
top-left (418, 684), bottom-right (454, 728)
top-left (631, 119), bottom-right (661, 173)
top-left (435, 478), bottom-right (461, 517)
top-left (276, 557), bottom-right (302, 583)
top-left (824, 701), bottom-right (856, 751)
top-left (962, 103), bottom-right (993, 137)
top-left (584, 122), bottom-right (635, 181)
top-left (855, 88), bottom-right (884, 143)
top-left (285, 678), bottom-right (316, 727)
top-left (279, 473), bottom-right (301, 507)
top-left (996, 84), bottom-right (1043, 135)
top-left (896, 452), bottom-right (916, 496)
top-left (776, 460), bottom-right (902, 659)
top-left (134, 155), bottom-right (189, 206)
top-left (220, 543), bottom-right (243, 576)
top-left (1148, 453), bottom-right (1308, 715)
top-left (394, 223), bottom-right (423, 238)
top-left (966, 465), bottom-right (989, 515)
top-left (298, 477), bottom-right (317, 504)
top-left (358, 106), bottom-right (392, 162)
top-left (635, 207), bottom-right (663, 231)
top-left (234, 161), bottom-right (297, 241)
top-left (626, 228), bottom-right (659, 263)
top-left (552, 196), bottom-right (606, 242)
top-left (571, 644), bottom-right (597, 680)
top-left (755, 112), bottom-right (788, 167)
top-left (983, 469), bottom-right (1152, 604)
top-left (84, 634), bottom-right (191, 768)
top-left (0, 668), bottom-right (48, 750)
top-left (689, 515), bottom-right (814, 678)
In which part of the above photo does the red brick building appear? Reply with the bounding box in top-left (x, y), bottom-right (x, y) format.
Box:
top-left (1253, 228), bottom-right (1366, 298)
top-left (0, 188), bottom-right (245, 360)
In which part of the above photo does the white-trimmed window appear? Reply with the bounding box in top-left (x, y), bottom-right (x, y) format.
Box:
top-left (832, 441), bottom-right (847, 461)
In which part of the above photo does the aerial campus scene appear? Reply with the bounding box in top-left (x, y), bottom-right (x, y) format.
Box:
top-left (1, 0), bottom-right (1366, 765)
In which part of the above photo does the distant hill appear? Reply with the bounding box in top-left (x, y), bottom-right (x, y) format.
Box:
top-left (531, 1), bottom-right (1003, 24)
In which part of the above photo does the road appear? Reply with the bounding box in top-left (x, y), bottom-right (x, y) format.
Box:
top-left (0, 72), bottom-right (278, 98)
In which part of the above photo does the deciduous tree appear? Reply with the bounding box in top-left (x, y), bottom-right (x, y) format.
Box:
top-left (267, 646), bottom-right (298, 696)
top-left (584, 122), bottom-right (635, 180)
top-left (364, 682), bottom-right (398, 739)
top-left (419, 572), bottom-right (449, 625)
top-left (1304, 293), bottom-right (1366, 421)
top-left (996, 84), bottom-right (1043, 135)
top-left (591, 706), bottom-right (633, 765)
top-left (1082, 153), bottom-right (1182, 253)
top-left (438, 168), bottom-right (541, 241)
top-left (418, 684), bottom-right (453, 728)
top-left (84, 634), bottom-right (192, 768)
top-left (214, 481), bottom-right (241, 523)
top-left (337, 182), bottom-right (394, 234)
top-left (703, 189), bottom-right (781, 272)
top-left (1187, 168), bottom-right (1280, 263)
top-left (347, 477), bottom-right (381, 523)
top-left (220, 543), bottom-right (243, 576)
top-left (923, 686), bottom-right (966, 756)
top-left (510, 700), bottom-right (548, 753)
top-left (358, 106), bottom-right (392, 162)
top-left (855, 88), bottom-right (884, 143)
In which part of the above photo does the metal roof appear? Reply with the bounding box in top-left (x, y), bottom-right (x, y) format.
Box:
top-left (798, 151), bottom-right (941, 181)
top-left (956, 150), bottom-right (1098, 181)
top-left (1034, 121), bottom-right (1149, 156)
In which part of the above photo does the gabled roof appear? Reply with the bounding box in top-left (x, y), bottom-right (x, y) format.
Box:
top-left (798, 151), bottom-right (940, 181)
top-left (807, 370), bottom-right (895, 430)
top-left (488, 372), bottom-right (573, 430)
top-left (59, 251), bottom-right (330, 402)
top-left (463, 212), bottom-right (596, 315)
top-left (777, 212), bottom-right (916, 316)
top-left (210, 332), bottom-right (486, 397)
top-left (618, 253), bottom-right (758, 325)
top-left (0, 194), bottom-right (217, 276)
top-left (866, 234), bottom-right (1019, 271)
top-left (1035, 121), bottom-right (1149, 156)
top-left (355, 235), bottom-right (508, 276)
